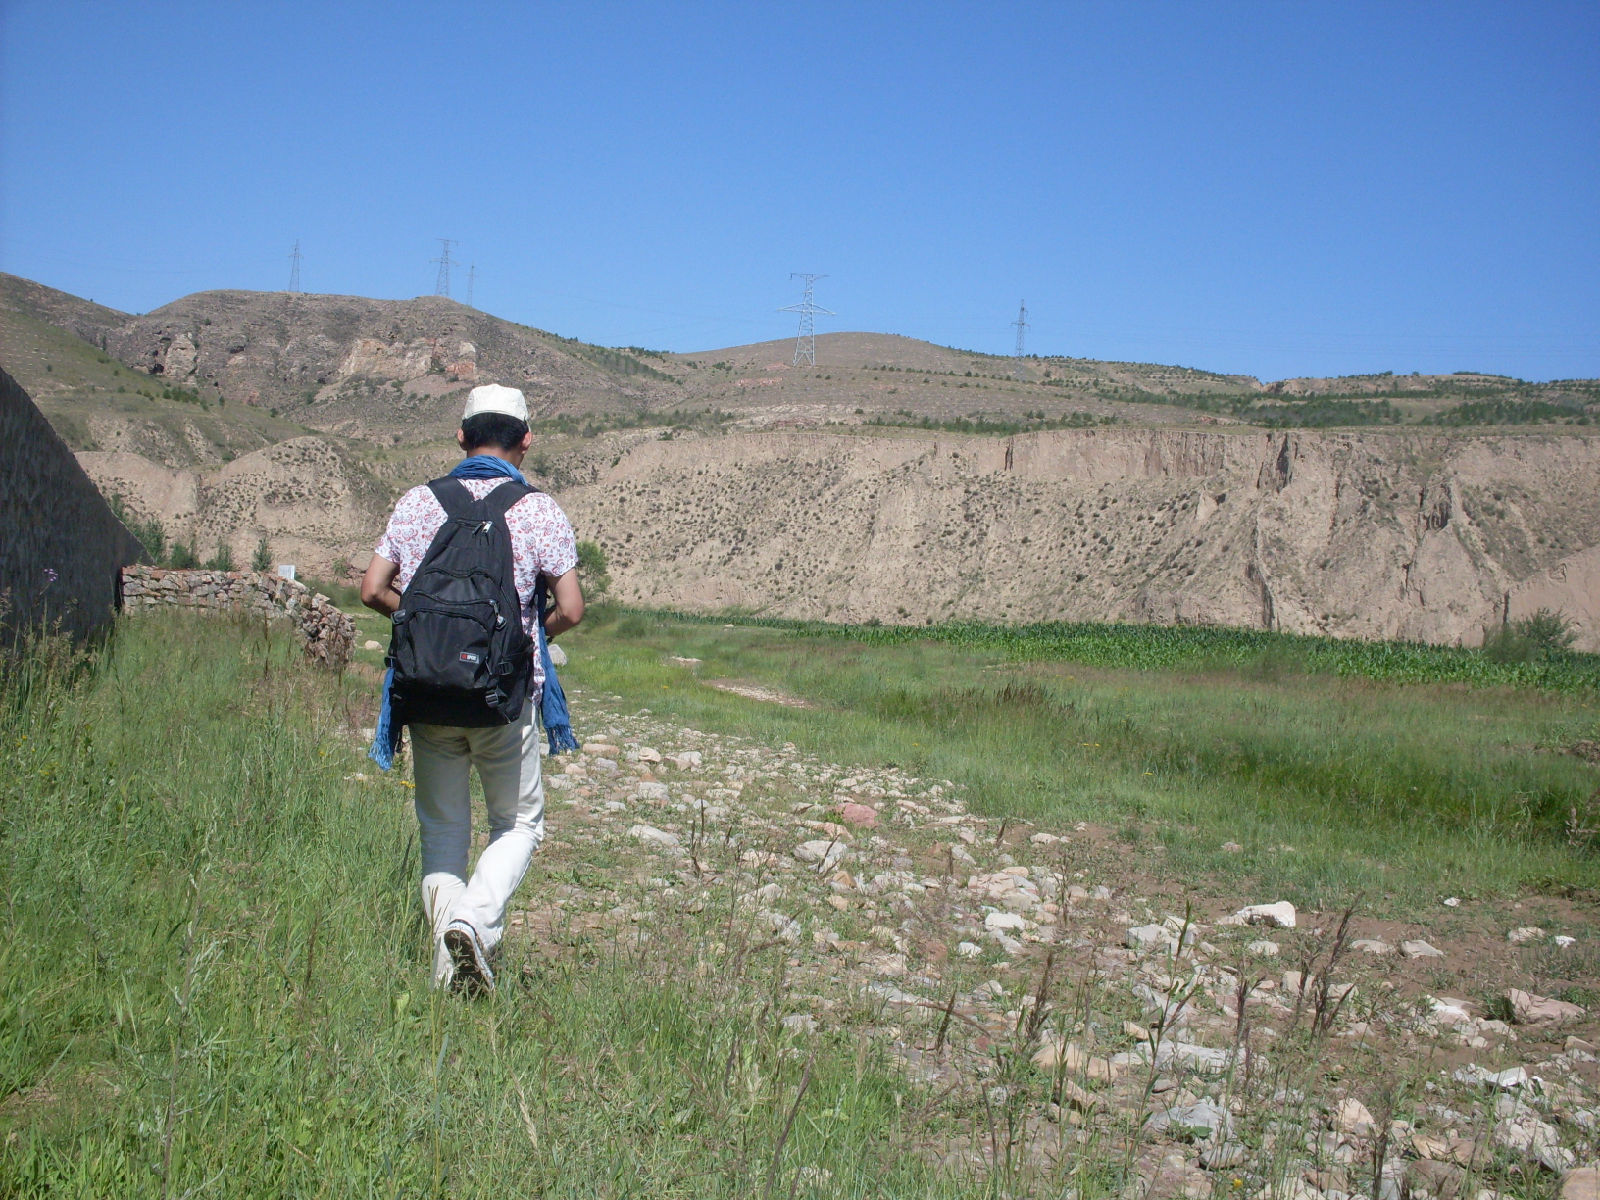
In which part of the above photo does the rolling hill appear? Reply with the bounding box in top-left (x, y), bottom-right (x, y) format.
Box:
top-left (3, 272), bottom-right (1596, 647)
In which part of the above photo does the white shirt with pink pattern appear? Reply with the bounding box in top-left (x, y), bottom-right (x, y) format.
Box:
top-left (375, 478), bottom-right (578, 700)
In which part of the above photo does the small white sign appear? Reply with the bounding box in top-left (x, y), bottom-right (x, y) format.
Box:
top-left (277, 564), bottom-right (297, 581)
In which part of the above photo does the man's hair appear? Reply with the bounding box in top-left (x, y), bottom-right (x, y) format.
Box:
top-left (460, 412), bottom-right (529, 452)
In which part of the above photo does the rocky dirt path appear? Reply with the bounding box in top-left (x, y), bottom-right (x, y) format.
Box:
top-left (492, 687), bottom-right (1600, 1197)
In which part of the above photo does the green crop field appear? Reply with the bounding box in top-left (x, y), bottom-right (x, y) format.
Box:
top-left (562, 610), bottom-right (1600, 907)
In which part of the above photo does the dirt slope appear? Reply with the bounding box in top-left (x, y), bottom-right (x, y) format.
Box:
top-left (563, 425), bottom-right (1600, 649)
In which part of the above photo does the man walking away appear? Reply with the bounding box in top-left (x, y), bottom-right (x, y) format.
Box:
top-left (361, 384), bottom-right (583, 992)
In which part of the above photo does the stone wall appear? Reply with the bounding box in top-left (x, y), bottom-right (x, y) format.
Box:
top-left (121, 565), bottom-right (357, 668)
top-left (0, 367), bottom-right (147, 647)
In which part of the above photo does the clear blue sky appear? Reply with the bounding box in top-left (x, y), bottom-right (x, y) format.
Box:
top-left (3, 1), bottom-right (1596, 381)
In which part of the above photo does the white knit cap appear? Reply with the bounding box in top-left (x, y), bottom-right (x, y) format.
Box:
top-left (462, 384), bottom-right (528, 423)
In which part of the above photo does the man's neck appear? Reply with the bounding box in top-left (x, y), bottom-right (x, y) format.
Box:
top-left (464, 447), bottom-right (523, 468)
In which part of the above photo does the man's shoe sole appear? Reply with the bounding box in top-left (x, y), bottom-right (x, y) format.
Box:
top-left (444, 925), bottom-right (494, 995)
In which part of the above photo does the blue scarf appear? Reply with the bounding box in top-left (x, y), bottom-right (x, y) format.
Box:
top-left (368, 454), bottom-right (578, 769)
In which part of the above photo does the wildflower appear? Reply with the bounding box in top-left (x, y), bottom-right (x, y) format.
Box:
top-left (43, 568), bottom-right (58, 583)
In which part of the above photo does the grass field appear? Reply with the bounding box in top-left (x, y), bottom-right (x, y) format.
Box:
top-left (559, 610), bottom-right (1600, 909)
top-left (0, 617), bottom-right (970, 1197)
top-left (3, 610), bottom-right (1596, 1195)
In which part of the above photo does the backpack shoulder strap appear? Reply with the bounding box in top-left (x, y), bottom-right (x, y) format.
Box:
top-left (426, 476), bottom-right (480, 519)
top-left (482, 479), bottom-right (536, 524)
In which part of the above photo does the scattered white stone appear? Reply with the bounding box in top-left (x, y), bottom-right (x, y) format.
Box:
top-left (1145, 1099), bottom-right (1231, 1141)
top-left (1442, 896), bottom-right (1461, 907)
top-left (1117, 1040), bottom-right (1231, 1074)
top-left (1220, 841), bottom-right (1244, 853)
top-left (780, 1013), bottom-right (818, 1034)
top-left (1509, 988), bottom-right (1587, 1027)
top-left (985, 911), bottom-right (1027, 932)
top-left (1400, 939), bottom-right (1444, 959)
top-left (956, 941), bottom-right (983, 959)
top-left (1247, 939), bottom-right (1280, 958)
top-left (547, 642), bottom-right (567, 667)
top-left (635, 781), bottom-right (670, 803)
top-left (363, 638), bottom-right (382, 650)
top-left (1453, 1064), bottom-right (1533, 1090)
top-left (1561, 1168), bottom-right (1600, 1200)
top-left (1555, 935), bottom-right (1577, 949)
top-left (1200, 1140), bottom-right (1247, 1170)
top-left (1220, 901), bottom-right (1296, 928)
top-left (1127, 924), bottom-right (1177, 952)
top-left (1332, 1097), bottom-right (1376, 1139)
top-left (762, 911), bottom-right (802, 943)
top-left (627, 824), bottom-right (680, 848)
top-left (1496, 1109), bottom-right (1575, 1172)
top-left (671, 751), bottom-right (703, 770)
top-left (863, 981), bottom-right (926, 1007)
top-left (1352, 938), bottom-right (1393, 955)
top-left (637, 746), bottom-right (662, 763)
top-left (1508, 925), bottom-right (1547, 944)
top-left (793, 839), bottom-right (849, 871)
top-left (1430, 997), bottom-right (1474, 1026)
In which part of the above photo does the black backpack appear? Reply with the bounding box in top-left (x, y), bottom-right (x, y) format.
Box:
top-left (387, 477), bottom-right (535, 727)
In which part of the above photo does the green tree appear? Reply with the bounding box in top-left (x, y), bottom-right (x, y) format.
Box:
top-left (252, 537), bottom-right (273, 573)
top-left (575, 539), bottom-right (611, 603)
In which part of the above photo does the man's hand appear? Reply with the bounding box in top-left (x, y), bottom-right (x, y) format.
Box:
top-left (360, 554), bottom-right (402, 616)
top-left (544, 568), bottom-right (584, 639)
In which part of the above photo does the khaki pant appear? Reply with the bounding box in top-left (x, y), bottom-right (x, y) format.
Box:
top-left (410, 705), bottom-right (545, 985)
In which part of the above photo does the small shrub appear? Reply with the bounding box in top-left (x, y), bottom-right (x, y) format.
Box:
top-left (1483, 608), bottom-right (1577, 663)
top-left (107, 492), bottom-right (168, 563)
top-left (168, 541), bottom-right (200, 569)
top-left (203, 540), bottom-right (237, 572)
top-left (251, 537), bottom-right (273, 572)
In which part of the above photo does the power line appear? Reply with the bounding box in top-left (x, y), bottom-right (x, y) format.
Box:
top-left (288, 240), bottom-right (302, 293)
top-left (778, 273), bottom-right (833, 367)
top-left (432, 238), bottom-right (458, 297)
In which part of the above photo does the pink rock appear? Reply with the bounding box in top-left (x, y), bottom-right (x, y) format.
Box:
top-left (835, 802), bottom-right (878, 828)
top-left (1509, 988), bottom-right (1587, 1027)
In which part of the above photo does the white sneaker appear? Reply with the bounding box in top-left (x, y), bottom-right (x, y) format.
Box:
top-left (443, 920), bottom-right (494, 995)
top-left (431, 938), bottom-right (455, 990)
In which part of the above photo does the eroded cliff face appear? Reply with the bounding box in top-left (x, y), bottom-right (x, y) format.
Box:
top-left (76, 437), bottom-right (391, 577)
top-left (563, 427), bottom-right (1600, 649)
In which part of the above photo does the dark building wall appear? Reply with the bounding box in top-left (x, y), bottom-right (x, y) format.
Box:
top-left (0, 368), bottom-right (146, 645)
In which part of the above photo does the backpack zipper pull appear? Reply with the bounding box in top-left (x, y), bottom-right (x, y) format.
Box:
top-left (478, 521), bottom-right (492, 535)
top-left (490, 598), bottom-right (505, 627)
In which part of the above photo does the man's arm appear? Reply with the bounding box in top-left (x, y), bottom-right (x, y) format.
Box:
top-left (360, 554), bottom-right (402, 616)
top-left (543, 568), bottom-right (584, 639)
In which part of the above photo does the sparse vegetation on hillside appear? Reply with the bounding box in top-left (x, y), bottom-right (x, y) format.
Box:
top-left (1423, 397), bottom-right (1594, 426)
top-left (865, 410), bottom-right (1118, 435)
top-left (529, 406), bottom-right (733, 440)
